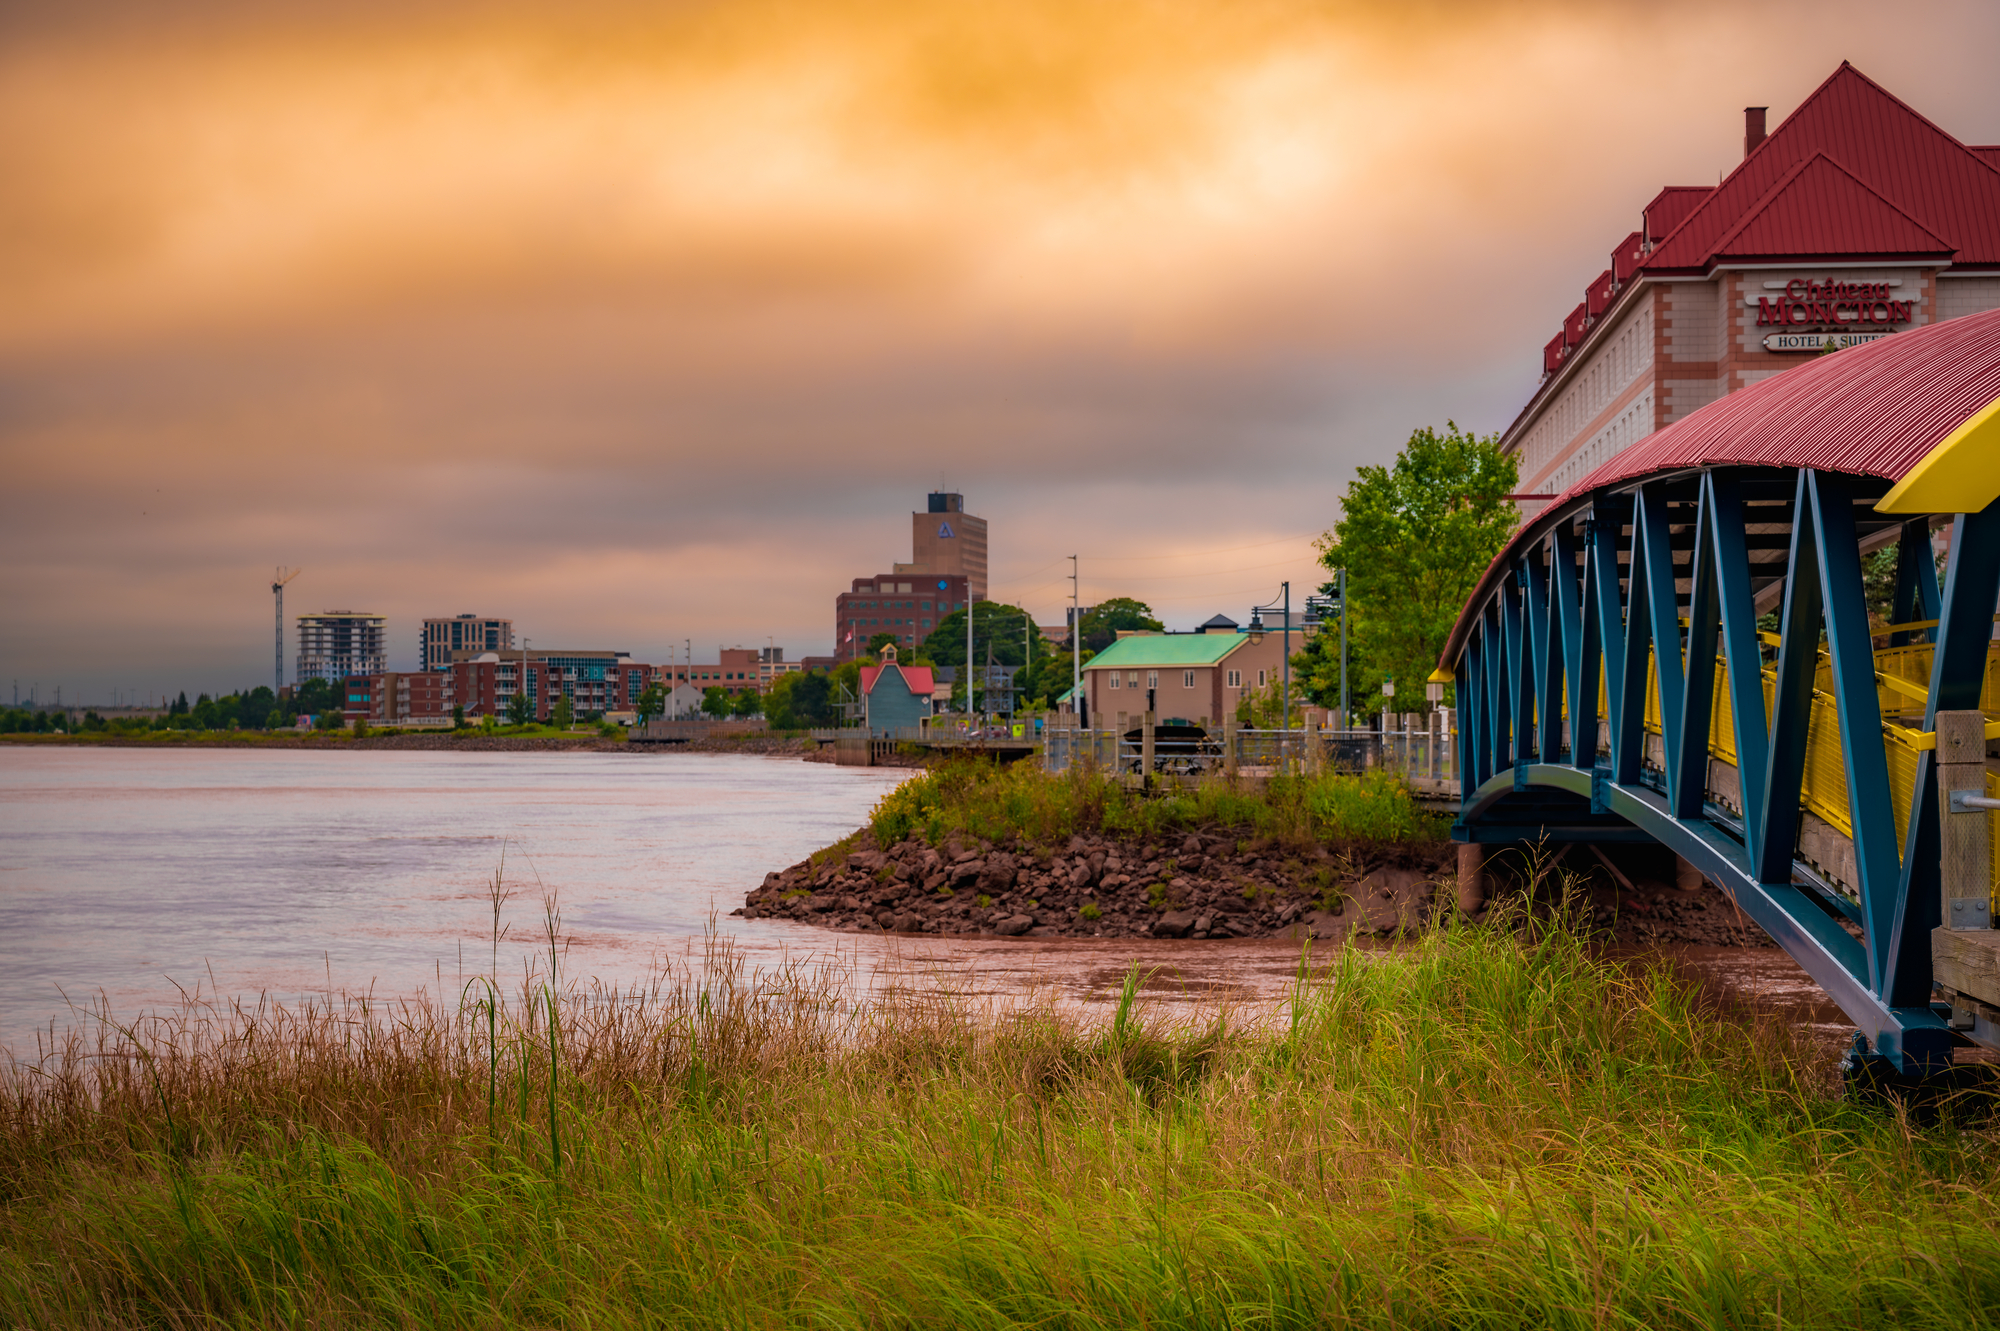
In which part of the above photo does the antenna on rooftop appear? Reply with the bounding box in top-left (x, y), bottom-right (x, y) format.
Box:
top-left (271, 567), bottom-right (301, 695)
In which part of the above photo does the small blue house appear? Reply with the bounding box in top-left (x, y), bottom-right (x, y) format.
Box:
top-left (860, 646), bottom-right (935, 736)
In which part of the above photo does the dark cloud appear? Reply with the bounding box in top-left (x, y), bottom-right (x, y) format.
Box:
top-left (3, 0), bottom-right (1998, 697)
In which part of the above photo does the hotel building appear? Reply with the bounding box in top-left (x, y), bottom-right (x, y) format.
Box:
top-left (1502, 63), bottom-right (2000, 511)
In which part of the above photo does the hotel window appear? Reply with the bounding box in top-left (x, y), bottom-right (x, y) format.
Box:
top-left (1227, 669), bottom-right (1241, 687)
top-left (1109, 673), bottom-right (1121, 689)
top-left (1183, 671), bottom-right (1195, 688)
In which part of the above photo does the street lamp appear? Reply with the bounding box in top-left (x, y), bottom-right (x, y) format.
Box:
top-left (1248, 582), bottom-right (1293, 732)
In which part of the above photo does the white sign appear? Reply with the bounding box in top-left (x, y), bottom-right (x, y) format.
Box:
top-left (1763, 330), bottom-right (1896, 353)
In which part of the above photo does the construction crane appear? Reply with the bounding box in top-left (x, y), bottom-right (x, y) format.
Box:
top-left (272, 567), bottom-right (300, 696)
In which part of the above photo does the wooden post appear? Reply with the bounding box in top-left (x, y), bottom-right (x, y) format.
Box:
top-left (1456, 843), bottom-right (1486, 914)
top-left (1937, 710), bottom-right (1991, 931)
top-left (1223, 713), bottom-right (1238, 779)
top-left (1141, 709), bottom-right (1155, 788)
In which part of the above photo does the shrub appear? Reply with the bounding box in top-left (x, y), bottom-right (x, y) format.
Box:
top-left (867, 760), bottom-right (1444, 851)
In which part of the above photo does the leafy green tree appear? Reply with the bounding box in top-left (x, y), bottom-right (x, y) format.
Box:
top-left (635, 681), bottom-right (666, 723)
top-left (1014, 646), bottom-right (1093, 709)
top-left (700, 687), bottom-right (732, 719)
top-left (866, 631), bottom-right (900, 656)
top-left (731, 688), bottom-right (763, 718)
top-left (788, 672), bottom-right (834, 727)
top-left (550, 696), bottom-right (575, 729)
top-left (1075, 597), bottom-right (1163, 653)
top-left (922, 602), bottom-right (1034, 669)
top-left (1314, 421), bottom-right (1518, 713)
top-left (452, 704), bottom-right (466, 729)
top-left (506, 691), bottom-right (534, 726)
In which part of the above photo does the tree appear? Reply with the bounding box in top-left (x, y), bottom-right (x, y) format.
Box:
top-left (636, 681), bottom-right (666, 723)
top-left (1314, 421), bottom-right (1519, 713)
top-left (921, 601), bottom-right (1035, 669)
top-left (1076, 597), bottom-right (1162, 653)
top-left (700, 687), bottom-right (732, 718)
top-left (866, 631), bottom-right (900, 656)
top-left (788, 672), bottom-right (834, 727)
top-left (506, 690), bottom-right (534, 726)
top-left (731, 688), bottom-right (763, 718)
top-left (550, 696), bottom-right (575, 729)
top-left (1013, 646), bottom-right (1094, 710)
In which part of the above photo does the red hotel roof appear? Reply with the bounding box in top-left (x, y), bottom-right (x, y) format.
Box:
top-left (1447, 306), bottom-right (2000, 666)
top-left (1707, 153), bottom-right (1955, 264)
top-left (1644, 63), bottom-right (2000, 274)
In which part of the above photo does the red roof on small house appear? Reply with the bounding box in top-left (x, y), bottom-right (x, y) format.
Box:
top-left (859, 663), bottom-right (936, 696)
top-left (1644, 63), bottom-right (2000, 273)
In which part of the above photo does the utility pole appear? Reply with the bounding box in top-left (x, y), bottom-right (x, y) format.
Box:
top-left (1069, 556), bottom-right (1080, 726)
top-left (1281, 580), bottom-right (1291, 733)
top-left (965, 585), bottom-right (974, 727)
top-left (1338, 567), bottom-right (1349, 727)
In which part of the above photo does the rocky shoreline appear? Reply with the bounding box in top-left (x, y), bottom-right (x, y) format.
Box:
top-left (736, 829), bottom-right (1774, 947)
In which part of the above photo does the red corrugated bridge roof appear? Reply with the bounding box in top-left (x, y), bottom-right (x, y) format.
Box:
top-left (1446, 307), bottom-right (2000, 664)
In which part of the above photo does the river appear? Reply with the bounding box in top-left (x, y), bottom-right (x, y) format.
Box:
top-left (0, 747), bottom-right (1845, 1053)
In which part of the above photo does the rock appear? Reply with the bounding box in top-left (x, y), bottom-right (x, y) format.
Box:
top-left (995, 914), bottom-right (1035, 937)
top-left (1181, 836), bottom-right (1202, 857)
top-left (1276, 902), bottom-right (1301, 924)
top-left (950, 860), bottom-right (983, 887)
top-left (762, 871), bottom-right (782, 889)
top-left (1070, 863), bottom-right (1093, 890)
top-left (1304, 908), bottom-right (1345, 938)
top-left (809, 895), bottom-right (837, 913)
top-left (923, 872), bottom-right (949, 893)
top-left (978, 853), bottom-right (1018, 894)
top-left (838, 894), bottom-right (861, 910)
top-left (1194, 913), bottom-right (1213, 934)
top-left (1153, 909), bottom-right (1199, 938)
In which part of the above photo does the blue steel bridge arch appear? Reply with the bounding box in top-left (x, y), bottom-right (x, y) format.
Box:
top-left (1442, 309), bottom-right (2000, 1075)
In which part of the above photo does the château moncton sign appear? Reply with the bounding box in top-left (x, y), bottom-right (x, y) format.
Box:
top-left (1756, 277), bottom-right (1914, 329)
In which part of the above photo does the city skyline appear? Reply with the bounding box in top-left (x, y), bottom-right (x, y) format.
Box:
top-left (6, 2), bottom-right (2000, 699)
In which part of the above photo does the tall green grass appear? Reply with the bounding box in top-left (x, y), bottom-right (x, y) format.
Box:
top-left (869, 759), bottom-right (1444, 850)
top-left (4, 907), bottom-right (1998, 1327)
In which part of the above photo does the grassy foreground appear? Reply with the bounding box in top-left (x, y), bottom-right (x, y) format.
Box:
top-left (5, 912), bottom-right (1999, 1327)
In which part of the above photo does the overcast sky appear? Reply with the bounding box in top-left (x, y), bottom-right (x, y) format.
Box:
top-left (5, 0), bottom-right (1999, 703)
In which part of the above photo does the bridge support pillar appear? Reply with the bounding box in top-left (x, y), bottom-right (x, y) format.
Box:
top-left (1456, 843), bottom-right (1487, 915)
top-left (1675, 855), bottom-right (1705, 894)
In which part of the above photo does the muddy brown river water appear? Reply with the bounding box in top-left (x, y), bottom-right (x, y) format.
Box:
top-left (0, 747), bottom-right (1853, 1053)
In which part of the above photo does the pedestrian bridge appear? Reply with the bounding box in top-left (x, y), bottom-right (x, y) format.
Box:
top-left (1441, 308), bottom-right (2000, 1078)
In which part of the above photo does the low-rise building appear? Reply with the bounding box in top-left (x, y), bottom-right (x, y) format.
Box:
top-left (836, 573), bottom-right (969, 663)
top-left (1079, 623), bottom-right (1291, 730)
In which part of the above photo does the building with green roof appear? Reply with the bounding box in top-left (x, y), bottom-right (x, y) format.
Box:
top-left (1080, 627), bottom-right (1290, 730)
